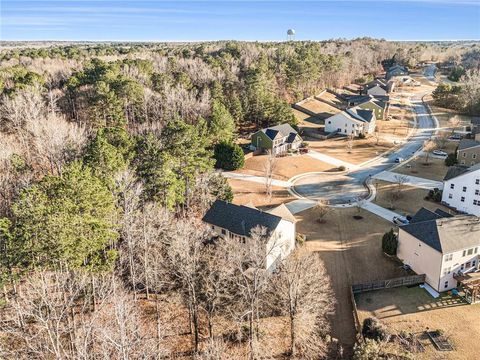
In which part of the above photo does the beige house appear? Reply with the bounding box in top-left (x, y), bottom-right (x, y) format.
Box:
top-left (325, 107), bottom-right (376, 136)
top-left (397, 208), bottom-right (480, 293)
top-left (457, 139), bottom-right (480, 166)
top-left (202, 200), bottom-right (296, 270)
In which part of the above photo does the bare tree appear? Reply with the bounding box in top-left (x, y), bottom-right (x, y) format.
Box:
top-left (346, 135), bottom-right (354, 154)
top-left (264, 151), bottom-right (277, 201)
top-left (448, 115), bottom-right (461, 135)
top-left (373, 125), bottom-right (381, 145)
top-left (270, 250), bottom-right (334, 358)
top-left (393, 174), bottom-right (408, 200)
top-left (423, 140), bottom-right (437, 165)
top-left (314, 199), bottom-right (330, 223)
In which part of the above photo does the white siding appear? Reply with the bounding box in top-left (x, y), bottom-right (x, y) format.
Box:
top-left (442, 170), bottom-right (480, 216)
top-left (325, 113), bottom-right (362, 136)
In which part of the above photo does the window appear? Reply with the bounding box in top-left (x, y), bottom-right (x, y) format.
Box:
top-left (463, 250), bottom-right (467, 257)
top-left (211, 225), bottom-right (215, 229)
top-left (449, 193), bottom-right (453, 199)
top-left (450, 184), bottom-right (455, 189)
top-left (474, 200), bottom-right (478, 206)
top-left (444, 253), bottom-right (453, 261)
top-left (443, 267), bottom-right (451, 276)
top-left (476, 179), bottom-right (480, 185)
top-left (328, 121), bottom-right (331, 124)
top-left (475, 189), bottom-right (479, 195)
top-left (461, 160), bottom-right (466, 165)
top-left (463, 186), bottom-right (467, 192)
top-left (461, 196), bottom-right (465, 202)
top-left (475, 247), bottom-right (478, 254)
top-left (473, 153), bottom-right (477, 159)
top-left (444, 281), bottom-right (449, 289)
top-left (221, 229), bottom-right (226, 235)
top-left (462, 152), bottom-right (467, 158)
top-left (468, 248), bottom-right (474, 255)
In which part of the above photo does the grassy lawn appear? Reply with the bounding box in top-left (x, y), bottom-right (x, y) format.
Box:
top-left (428, 102), bottom-right (475, 130)
top-left (356, 286), bottom-right (480, 360)
top-left (300, 98), bottom-right (341, 119)
top-left (293, 108), bottom-right (324, 129)
top-left (234, 153), bottom-right (333, 180)
top-left (228, 179), bottom-right (294, 208)
top-left (393, 155), bottom-right (450, 182)
top-left (296, 207), bottom-right (407, 348)
top-left (372, 180), bottom-right (453, 217)
top-left (308, 137), bottom-right (394, 165)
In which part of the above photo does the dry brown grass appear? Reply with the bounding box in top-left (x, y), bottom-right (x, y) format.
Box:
top-left (372, 180), bottom-right (453, 217)
top-left (393, 156), bottom-right (449, 182)
top-left (296, 207), bottom-right (407, 349)
top-left (308, 137), bottom-right (393, 165)
top-left (228, 179), bottom-right (294, 208)
top-left (356, 286), bottom-right (480, 360)
top-left (300, 99), bottom-right (341, 119)
top-left (428, 102), bottom-right (475, 130)
top-left (235, 154), bottom-right (333, 180)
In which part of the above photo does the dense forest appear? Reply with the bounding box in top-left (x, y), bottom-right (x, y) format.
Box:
top-left (0, 39), bottom-right (478, 359)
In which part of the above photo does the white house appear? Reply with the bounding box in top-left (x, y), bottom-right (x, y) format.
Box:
top-left (441, 163), bottom-right (480, 216)
top-left (397, 208), bottom-right (480, 293)
top-left (324, 107), bottom-right (376, 136)
top-left (202, 200), bottom-right (296, 270)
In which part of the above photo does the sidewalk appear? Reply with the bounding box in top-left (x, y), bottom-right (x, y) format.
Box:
top-left (307, 150), bottom-right (358, 170)
top-left (221, 172), bottom-right (291, 188)
top-left (285, 199), bottom-right (317, 214)
top-left (372, 171), bottom-right (443, 190)
top-left (360, 202), bottom-right (402, 223)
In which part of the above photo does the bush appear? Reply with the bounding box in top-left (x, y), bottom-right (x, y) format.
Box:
top-left (362, 317), bottom-right (390, 341)
top-left (426, 188), bottom-right (442, 202)
top-left (214, 141), bottom-right (245, 170)
top-left (358, 133), bottom-right (366, 139)
top-left (382, 228), bottom-right (398, 256)
top-left (338, 165), bottom-right (346, 171)
top-left (445, 152), bottom-right (458, 167)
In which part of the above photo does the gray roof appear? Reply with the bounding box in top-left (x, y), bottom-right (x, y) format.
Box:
top-left (262, 124), bottom-right (298, 141)
top-left (410, 207), bottom-right (453, 224)
top-left (458, 139), bottom-right (480, 151)
top-left (202, 200), bottom-right (282, 237)
top-left (401, 215), bottom-right (480, 253)
top-left (471, 117), bottom-right (480, 126)
top-left (345, 107), bottom-right (375, 123)
top-left (346, 95), bottom-right (387, 109)
top-left (365, 79), bottom-right (387, 91)
top-left (444, 163), bottom-right (480, 181)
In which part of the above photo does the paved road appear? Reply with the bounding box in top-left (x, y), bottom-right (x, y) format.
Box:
top-left (221, 171), bottom-right (291, 188)
top-left (291, 94), bottom-right (438, 204)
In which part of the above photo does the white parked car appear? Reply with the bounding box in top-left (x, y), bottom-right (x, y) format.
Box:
top-left (394, 157), bottom-right (404, 163)
top-left (433, 150), bottom-right (448, 157)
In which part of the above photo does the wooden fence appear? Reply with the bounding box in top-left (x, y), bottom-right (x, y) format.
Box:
top-left (351, 274), bottom-right (426, 294)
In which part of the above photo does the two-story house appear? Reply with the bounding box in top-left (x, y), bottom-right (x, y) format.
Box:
top-left (324, 107), bottom-right (376, 136)
top-left (345, 94), bottom-right (388, 120)
top-left (441, 163), bottom-right (480, 216)
top-left (457, 139), bottom-right (480, 166)
top-left (397, 208), bottom-right (480, 293)
top-left (202, 200), bottom-right (296, 270)
top-left (251, 124), bottom-right (302, 155)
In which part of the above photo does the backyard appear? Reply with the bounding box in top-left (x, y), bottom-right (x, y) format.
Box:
top-left (228, 179), bottom-right (294, 208)
top-left (356, 286), bottom-right (480, 360)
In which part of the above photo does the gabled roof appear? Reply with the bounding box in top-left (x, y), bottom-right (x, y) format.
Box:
top-left (458, 139), bottom-right (480, 151)
top-left (410, 207), bottom-right (453, 224)
top-left (260, 124), bottom-right (298, 141)
top-left (365, 79), bottom-right (387, 91)
top-left (266, 203), bottom-right (296, 223)
top-left (444, 163), bottom-right (480, 181)
top-left (345, 107), bottom-right (375, 123)
top-left (401, 214), bottom-right (480, 253)
top-left (203, 200), bottom-right (282, 237)
top-left (347, 95), bottom-right (387, 109)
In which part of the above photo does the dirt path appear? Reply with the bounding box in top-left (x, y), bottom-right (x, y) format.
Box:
top-left (296, 207), bottom-right (407, 351)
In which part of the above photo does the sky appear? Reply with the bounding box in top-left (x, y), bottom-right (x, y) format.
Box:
top-left (1, 0), bottom-right (479, 41)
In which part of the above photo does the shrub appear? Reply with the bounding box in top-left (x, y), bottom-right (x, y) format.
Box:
top-left (362, 317), bottom-right (390, 341)
top-left (214, 141), bottom-right (245, 170)
top-left (445, 152), bottom-right (458, 167)
top-left (338, 165), bottom-right (346, 171)
top-left (426, 188), bottom-right (442, 202)
top-left (382, 228), bottom-right (398, 256)
top-left (358, 133), bottom-right (366, 139)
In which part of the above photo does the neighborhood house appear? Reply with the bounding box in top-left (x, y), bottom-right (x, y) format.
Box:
top-left (324, 107), bottom-right (376, 136)
top-left (250, 124), bottom-right (302, 155)
top-left (457, 139), bottom-right (480, 166)
top-left (397, 208), bottom-right (480, 295)
top-left (441, 163), bottom-right (480, 216)
top-left (202, 200), bottom-right (296, 270)
top-left (362, 79), bottom-right (393, 97)
top-left (345, 94), bottom-right (389, 120)
top-left (386, 64), bottom-right (408, 80)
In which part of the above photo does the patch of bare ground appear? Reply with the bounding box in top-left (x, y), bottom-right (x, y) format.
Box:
top-left (296, 207), bottom-right (407, 351)
top-left (356, 286), bottom-right (480, 360)
top-left (393, 156), bottom-right (449, 182)
top-left (234, 154), bottom-right (333, 180)
top-left (228, 179), bottom-right (294, 208)
top-left (308, 137), bottom-right (393, 165)
top-left (372, 180), bottom-right (454, 217)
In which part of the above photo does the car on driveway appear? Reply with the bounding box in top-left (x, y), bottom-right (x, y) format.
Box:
top-left (449, 134), bottom-right (462, 141)
top-left (393, 216), bottom-right (409, 225)
top-left (433, 149), bottom-right (448, 157)
top-left (394, 157), bottom-right (405, 163)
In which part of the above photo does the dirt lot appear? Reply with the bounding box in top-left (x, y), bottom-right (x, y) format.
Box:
top-left (373, 180), bottom-right (453, 217)
top-left (392, 155), bottom-right (450, 181)
top-left (229, 179), bottom-right (294, 208)
top-left (297, 207), bottom-right (407, 349)
top-left (235, 154), bottom-right (333, 180)
top-left (300, 98), bottom-right (341, 119)
top-left (308, 137), bottom-right (393, 165)
top-left (428, 102), bottom-right (475, 130)
top-left (356, 286), bottom-right (480, 360)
